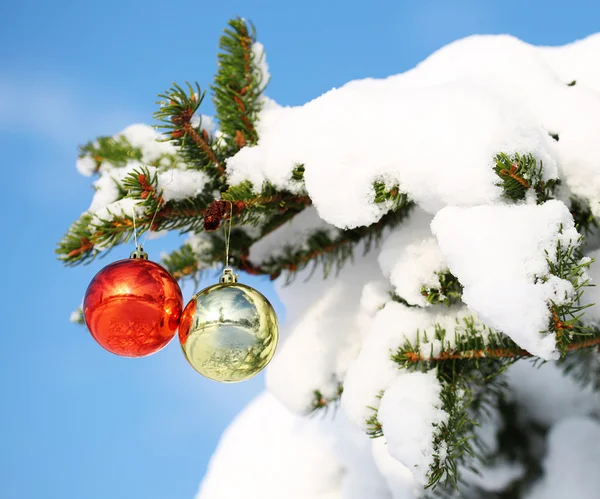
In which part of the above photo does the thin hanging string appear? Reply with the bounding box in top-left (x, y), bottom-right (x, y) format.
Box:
top-left (224, 201), bottom-right (233, 269)
top-left (141, 192), bottom-right (164, 247)
top-left (131, 202), bottom-right (139, 248)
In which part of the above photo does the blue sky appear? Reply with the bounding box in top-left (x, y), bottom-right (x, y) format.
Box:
top-left (1, 1), bottom-right (598, 498)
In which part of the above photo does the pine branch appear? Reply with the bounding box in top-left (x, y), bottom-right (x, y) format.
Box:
top-left (203, 185), bottom-right (312, 231)
top-left (161, 228), bottom-right (255, 286)
top-left (542, 231), bottom-right (595, 354)
top-left (569, 196), bottom-right (599, 235)
top-left (161, 242), bottom-right (205, 284)
top-left (494, 152), bottom-right (558, 203)
top-left (309, 385), bottom-right (344, 414)
top-left (421, 271), bottom-right (464, 307)
top-left (154, 82), bottom-right (224, 179)
top-left (79, 135), bottom-right (143, 172)
top-left (365, 391), bottom-right (385, 438)
top-left (239, 205), bottom-right (414, 281)
top-left (393, 315), bottom-right (600, 365)
top-left (559, 346), bottom-right (600, 391)
top-left (212, 18), bottom-right (265, 155)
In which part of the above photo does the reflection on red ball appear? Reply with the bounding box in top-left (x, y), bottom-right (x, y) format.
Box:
top-left (83, 259), bottom-right (183, 357)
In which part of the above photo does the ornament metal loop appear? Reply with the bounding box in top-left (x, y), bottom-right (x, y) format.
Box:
top-left (219, 267), bottom-right (239, 284)
top-left (130, 245), bottom-right (149, 260)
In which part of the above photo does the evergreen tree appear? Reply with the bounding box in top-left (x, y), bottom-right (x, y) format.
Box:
top-left (58, 19), bottom-right (600, 499)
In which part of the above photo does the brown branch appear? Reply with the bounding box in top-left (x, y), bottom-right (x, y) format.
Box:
top-left (67, 237), bottom-right (93, 258)
top-left (403, 336), bottom-right (600, 362)
top-left (236, 26), bottom-right (257, 143)
top-left (181, 122), bottom-right (224, 175)
top-left (498, 163), bottom-right (530, 189)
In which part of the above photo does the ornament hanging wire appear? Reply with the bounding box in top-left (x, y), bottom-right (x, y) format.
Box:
top-left (141, 194), bottom-right (164, 247)
top-left (224, 201), bottom-right (233, 269)
top-left (128, 188), bottom-right (163, 260)
top-left (221, 201), bottom-right (238, 284)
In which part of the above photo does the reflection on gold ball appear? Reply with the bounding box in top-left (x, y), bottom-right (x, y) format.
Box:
top-left (179, 282), bottom-right (279, 382)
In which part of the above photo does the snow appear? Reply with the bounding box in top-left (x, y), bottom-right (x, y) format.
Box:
top-left (197, 391), bottom-right (414, 499)
top-left (69, 308), bottom-right (82, 323)
top-left (249, 206), bottom-right (340, 265)
top-left (156, 169), bottom-right (209, 202)
top-left (540, 33), bottom-right (600, 92)
top-left (377, 370), bottom-right (449, 485)
top-left (377, 208), bottom-right (446, 307)
top-left (383, 236), bottom-right (446, 307)
top-left (89, 198), bottom-right (140, 243)
top-left (581, 248), bottom-right (600, 324)
top-left (196, 392), bottom-right (343, 499)
top-left (76, 155), bottom-right (97, 176)
top-left (463, 460), bottom-right (525, 493)
top-left (432, 200), bottom-right (579, 360)
top-left (252, 42), bottom-right (270, 91)
top-left (88, 168), bottom-right (124, 213)
top-left (370, 438), bottom-right (418, 499)
top-left (505, 360), bottom-right (600, 426)
top-left (359, 280), bottom-right (391, 317)
top-left (227, 79), bottom-right (555, 228)
top-left (77, 121), bottom-right (211, 235)
top-left (118, 123), bottom-right (178, 163)
top-left (265, 247), bottom-right (381, 413)
top-left (333, 414), bottom-right (398, 499)
top-left (342, 301), bottom-right (486, 429)
top-left (526, 417), bottom-right (600, 499)
top-left (225, 34), bottom-right (600, 229)
top-left (190, 114), bottom-right (217, 137)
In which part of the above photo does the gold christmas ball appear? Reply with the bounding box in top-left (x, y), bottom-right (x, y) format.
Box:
top-left (178, 270), bottom-right (279, 382)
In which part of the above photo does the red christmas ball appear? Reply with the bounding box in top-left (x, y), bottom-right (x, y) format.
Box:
top-left (83, 258), bottom-right (183, 357)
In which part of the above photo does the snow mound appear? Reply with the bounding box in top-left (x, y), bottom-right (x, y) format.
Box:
top-left (432, 200), bottom-right (578, 360)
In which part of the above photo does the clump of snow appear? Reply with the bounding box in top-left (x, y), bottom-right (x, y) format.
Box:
top-left (90, 197), bottom-right (140, 227)
top-left (156, 169), bottom-right (209, 202)
top-left (378, 208), bottom-right (448, 306)
top-left (69, 308), bottom-right (83, 323)
top-left (87, 163), bottom-right (142, 213)
top-left (377, 370), bottom-right (449, 485)
top-left (197, 391), bottom-right (418, 499)
top-left (333, 413), bottom-right (400, 499)
top-left (371, 438), bottom-right (418, 499)
top-left (249, 206), bottom-right (341, 265)
top-left (252, 42), bottom-right (270, 91)
top-left (431, 200), bottom-right (579, 360)
top-left (89, 198), bottom-right (141, 250)
top-left (540, 33), bottom-right (600, 91)
top-left (190, 114), bottom-right (217, 137)
top-left (526, 417), bottom-right (600, 499)
top-left (385, 237), bottom-right (446, 306)
top-left (359, 280), bottom-right (391, 316)
top-left (196, 392), bottom-right (343, 499)
top-left (76, 155), bottom-right (97, 176)
top-left (118, 123), bottom-right (177, 163)
top-left (266, 248), bottom-right (381, 413)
